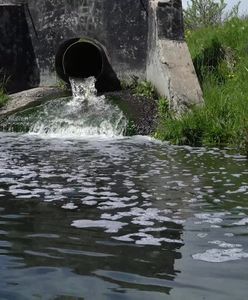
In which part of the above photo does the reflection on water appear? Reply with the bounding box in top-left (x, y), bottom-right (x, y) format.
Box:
top-left (0, 132), bottom-right (247, 299)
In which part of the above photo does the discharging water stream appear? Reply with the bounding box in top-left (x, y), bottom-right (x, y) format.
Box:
top-left (0, 78), bottom-right (248, 299)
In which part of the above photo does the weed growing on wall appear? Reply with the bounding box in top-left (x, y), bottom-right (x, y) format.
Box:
top-left (121, 76), bottom-right (157, 99)
top-left (132, 80), bottom-right (156, 98)
top-left (0, 72), bottom-right (10, 108)
top-left (0, 89), bottom-right (9, 108)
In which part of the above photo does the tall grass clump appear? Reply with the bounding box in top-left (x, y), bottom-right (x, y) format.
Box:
top-left (0, 71), bottom-right (10, 108)
top-left (156, 17), bottom-right (248, 155)
top-left (0, 87), bottom-right (9, 108)
top-left (0, 89), bottom-right (9, 108)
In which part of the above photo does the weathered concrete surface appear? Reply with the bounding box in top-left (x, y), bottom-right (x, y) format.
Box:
top-left (160, 40), bottom-right (203, 112)
top-left (0, 0), bottom-right (148, 87)
top-left (147, 0), bottom-right (203, 114)
top-left (0, 3), bottom-right (40, 92)
top-left (0, 0), bottom-right (203, 113)
top-left (0, 87), bottom-right (69, 118)
top-left (147, 39), bottom-right (203, 114)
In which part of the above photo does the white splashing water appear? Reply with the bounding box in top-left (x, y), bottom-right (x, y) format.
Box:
top-left (29, 77), bottom-right (127, 138)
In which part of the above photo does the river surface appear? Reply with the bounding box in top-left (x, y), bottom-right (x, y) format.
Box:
top-left (0, 132), bottom-right (248, 300)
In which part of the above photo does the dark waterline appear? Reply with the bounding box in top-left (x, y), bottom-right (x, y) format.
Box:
top-left (0, 132), bottom-right (247, 300)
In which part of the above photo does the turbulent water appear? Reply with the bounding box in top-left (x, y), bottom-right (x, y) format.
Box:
top-left (0, 78), bottom-right (248, 299)
top-left (0, 132), bottom-right (248, 300)
top-left (28, 77), bottom-right (127, 138)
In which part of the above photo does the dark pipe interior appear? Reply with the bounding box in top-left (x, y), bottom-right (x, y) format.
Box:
top-left (55, 38), bottom-right (121, 92)
top-left (62, 42), bottom-right (103, 80)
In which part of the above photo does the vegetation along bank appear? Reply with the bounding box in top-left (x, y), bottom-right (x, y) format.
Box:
top-left (155, 16), bottom-right (248, 156)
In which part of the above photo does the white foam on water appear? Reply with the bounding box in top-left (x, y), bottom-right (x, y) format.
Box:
top-left (136, 235), bottom-right (183, 246)
top-left (62, 203), bottom-right (78, 210)
top-left (99, 201), bottom-right (139, 210)
top-left (197, 233), bottom-right (208, 238)
top-left (232, 174), bottom-right (242, 178)
top-left (141, 192), bottom-right (152, 199)
top-left (194, 212), bottom-right (227, 225)
top-left (127, 189), bottom-right (139, 194)
top-left (9, 187), bottom-right (32, 196)
top-left (113, 232), bottom-right (183, 246)
top-left (29, 77), bottom-right (127, 138)
top-left (227, 186), bottom-right (248, 194)
top-left (192, 248), bottom-right (248, 263)
top-left (232, 217), bottom-right (248, 226)
top-left (224, 233), bottom-right (234, 237)
top-left (113, 234), bottom-right (135, 242)
top-left (235, 206), bottom-right (243, 210)
top-left (99, 206), bottom-right (185, 227)
top-left (213, 199), bottom-right (221, 203)
top-left (101, 213), bottom-right (123, 221)
top-left (208, 240), bottom-right (242, 248)
top-left (140, 226), bottom-right (168, 233)
top-left (71, 219), bottom-right (128, 233)
top-left (82, 200), bottom-right (98, 206)
top-left (81, 196), bottom-right (97, 201)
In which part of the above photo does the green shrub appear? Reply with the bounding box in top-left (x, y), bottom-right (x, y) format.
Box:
top-left (156, 107), bottom-right (206, 147)
top-left (184, 0), bottom-right (240, 30)
top-left (193, 37), bottom-right (225, 84)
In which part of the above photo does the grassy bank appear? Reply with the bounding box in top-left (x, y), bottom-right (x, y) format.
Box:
top-left (155, 17), bottom-right (248, 155)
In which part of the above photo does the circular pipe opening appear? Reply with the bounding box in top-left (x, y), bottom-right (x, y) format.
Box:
top-left (55, 38), bottom-right (121, 92)
top-left (55, 39), bottom-right (104, 83)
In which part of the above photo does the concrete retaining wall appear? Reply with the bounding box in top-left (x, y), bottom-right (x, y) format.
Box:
top-left (0, 0), bottom-right (203, 112)
top-left (0, 2), bottom-right (40, 92)
top-left (25, 0), bottom-right (148, 85)
top-left (147, 0), bottom-right (203, 113)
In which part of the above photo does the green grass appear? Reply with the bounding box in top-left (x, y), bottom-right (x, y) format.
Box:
top-left (0, 72), bottom-right (10, 108)
top-left (0, 88), bottom-right (9, 108)
top-left (155, 17), bottom-right (248, 155)
top-left (121, 76), bottom-right (157, 99)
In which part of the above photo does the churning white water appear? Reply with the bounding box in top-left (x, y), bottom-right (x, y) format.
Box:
top-left (29, 77), bottom-right (127, 138)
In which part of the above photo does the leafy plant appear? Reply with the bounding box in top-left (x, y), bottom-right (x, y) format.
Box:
top-left (132, 80), bottom-right (156, 98)
top-left (184, 0), bottom-right (240, 30)
top-left (125, 120), bottom-right (137, 136)
top-left (57, 78), bottom-right (69, 91)
top-left (121, 76), bottom-right (157, 99)
top-left (158, 97), bottom-right (169, 116)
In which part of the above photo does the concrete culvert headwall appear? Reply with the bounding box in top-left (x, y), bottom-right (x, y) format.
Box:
top-left (55, 38), bottom-right (121, 93)
top-left (0, 0), bottom-right (203, 111)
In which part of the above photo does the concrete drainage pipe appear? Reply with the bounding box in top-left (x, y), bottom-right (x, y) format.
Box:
top-left (55, 38), bottom-right (120, 92)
